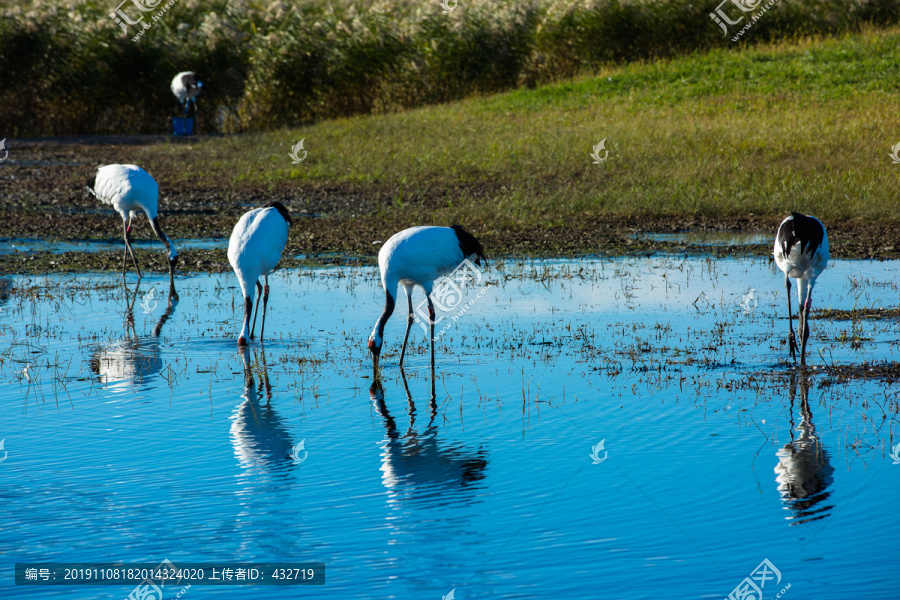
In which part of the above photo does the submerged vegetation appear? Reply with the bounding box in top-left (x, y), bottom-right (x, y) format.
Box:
top-left (2, 0), bottom-right (899, 135)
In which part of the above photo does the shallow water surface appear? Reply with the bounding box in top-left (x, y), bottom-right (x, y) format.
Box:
top-left (635, 231), bottom-right (772, 246)
top-left (1, 257), bottom-right (898, 599)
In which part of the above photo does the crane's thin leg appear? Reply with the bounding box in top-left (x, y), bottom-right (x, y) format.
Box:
top-left (785, 275), bottom-right (797, 363)
top-left (427, 294), bottom-right (436, 399)
top-left (250, 280), bottom-right (262, 340)
top-left (259, 276), bottom-right (270, 342)
top-left (399, 290), bottom-right (414, 366)
top-left (122, 218), bottom-right (129, 275)
top-left (800, 293), bottom-right (813, 367)
top-left (123, 217), bottom-right (141, 279)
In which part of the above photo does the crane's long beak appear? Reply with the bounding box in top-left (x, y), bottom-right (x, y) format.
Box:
top-left (372, 352), bottom-right (379, 381)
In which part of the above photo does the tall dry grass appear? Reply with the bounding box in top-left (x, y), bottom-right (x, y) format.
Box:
top-left (1, 0), bottom-right (897, 135)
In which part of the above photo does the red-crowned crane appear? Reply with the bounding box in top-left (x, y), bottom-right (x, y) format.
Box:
top-left (86, 164), bottom-right (179, 299)
top-left (171, 71), bottom-right (203, 117)
top-left (368, 225), bottom-right (485, 379)
top-left (774, 212), bottom-right (829, 366)
top-left (227, 202), bottom-right (292, 346)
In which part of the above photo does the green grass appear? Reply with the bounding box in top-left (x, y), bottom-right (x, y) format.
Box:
top-left (142, 27), bottom-right (900, 225)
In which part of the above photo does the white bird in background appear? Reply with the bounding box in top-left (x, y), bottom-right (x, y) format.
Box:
top-left (368, 225), bottom-right (486, 378)
top-left (86, 164), bottom-right (179, 298)
top-left (773, 212), bottom-right (829, 366)
top-left (170, 71), bottom-right (203, 117)
top-left (228, 202), bottom-right (292, 346)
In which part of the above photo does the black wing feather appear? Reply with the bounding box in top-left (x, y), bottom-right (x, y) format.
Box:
top-left (778, 212), bottom-right (823, 258)
top-left (264, 201), bottom-right (293, 227)
top-left (452, 225), bottom-right (486, 263)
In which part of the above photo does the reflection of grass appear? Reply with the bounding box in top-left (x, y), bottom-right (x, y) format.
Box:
top-left (816, 361), bottom-right (900, 384)
top-left (142, 27), bottom-right (900, 226)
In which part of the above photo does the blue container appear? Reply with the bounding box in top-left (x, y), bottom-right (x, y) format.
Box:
top-left (172, 117), bottom-right (194, 136)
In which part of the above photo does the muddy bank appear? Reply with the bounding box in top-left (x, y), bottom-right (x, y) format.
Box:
top-left (4, 136), bottom-right (900, 275)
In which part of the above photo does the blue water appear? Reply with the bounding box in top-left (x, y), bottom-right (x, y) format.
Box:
top-left (0, 257), bottom-right (898, 599)
top-left (635, 231), bottom-right (772, 246)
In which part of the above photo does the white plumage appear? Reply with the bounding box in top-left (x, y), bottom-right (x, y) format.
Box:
top-left (228, 202), bottom-right (292, 345)
top-left (170, 71), bottom-right (202, 116)
top-left (87, 164), bottom-right (179, 298)
top-left (92, 164), bottom-right (158, 219)
top-left (773, 212), bottom-right (829, 366)
top-left (368, 225), bottom-right (485, 377)
top-left (378, 226), bottom-right (471, 294)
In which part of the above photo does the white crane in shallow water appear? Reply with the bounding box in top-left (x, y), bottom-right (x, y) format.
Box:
top-left (773, 212), bottom-right (829, 366)
top-left (86, 164), bottom-right (179, 299)
top-left (227, 202), bottom-right (292, 346)
top-left (368, 225), bottom-right (486, 380)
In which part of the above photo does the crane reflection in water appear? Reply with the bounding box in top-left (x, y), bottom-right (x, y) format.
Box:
top-left (88, 281), bottom-right (177, 389)
top-left (229, 347), bottom-right (295, 473)
top-left (369, 370), bottom-right (488, 508)
top-left (774, 374), bottom-right (835, 525)
top-left (221, 347), bottom-right (306, 558)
